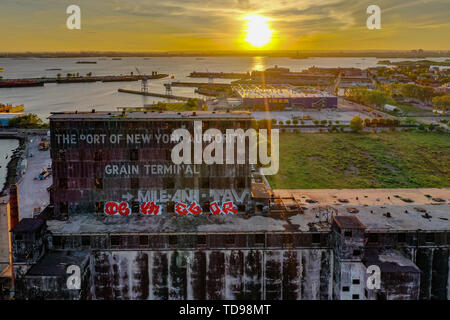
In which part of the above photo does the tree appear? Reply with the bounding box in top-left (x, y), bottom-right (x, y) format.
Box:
top-left (286, 120), bottom-right (291, 125)
top-left (185, 98), bottom-right (197, 110)
top-left (350, 115), bottom-right (364, 132)
top-left (8, 114), bottom-right (45, 128)
top-left (370, 118), bottom-right (378, 127)
top-left (432, 95), bottom-right (450, 114)
top-left (313, 120), bottom-right (319, 125)
top-left (363, 118), bottom-right (371, 127)
top-left (292, 119), bottom-right (298, 125)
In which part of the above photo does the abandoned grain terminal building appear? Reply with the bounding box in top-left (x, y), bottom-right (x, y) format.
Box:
top-left (8, 110), bottom-right (450, 300)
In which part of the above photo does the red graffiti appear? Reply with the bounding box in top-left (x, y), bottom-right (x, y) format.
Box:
top-left (140, 202), bottom-right (161, 215)
top-left (210, 201), bottom-right (238, 215)
top-left (175, 202), bottom-right (189, 215)
top-left (210, 201), bottom-right (222, 215)
top-left (104, 201), bottom-right (131, 216)
top-left (188, 201), bottom-right (203, 215)
top-left (222, 201), bottom-right (238, 214)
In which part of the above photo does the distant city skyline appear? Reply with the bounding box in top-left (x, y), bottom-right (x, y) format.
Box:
top-left (0, 0), bottom-right (449, 52)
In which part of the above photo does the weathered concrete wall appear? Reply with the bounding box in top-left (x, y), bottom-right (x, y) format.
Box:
top-left (409, 248), bottom-right (450, 300)
top-left (90, 249), bottom-right (333, 300)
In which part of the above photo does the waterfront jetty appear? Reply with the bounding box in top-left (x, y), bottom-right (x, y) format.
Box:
top-left (117, 88), bottom-right (192, 101)
top-left (0, 73), bottom-right (168, 88)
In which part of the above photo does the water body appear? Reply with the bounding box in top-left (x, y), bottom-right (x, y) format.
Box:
top-left (0, 56), bottom-right (448, 120)
top-left (0, 139), bottom-right (20, 190)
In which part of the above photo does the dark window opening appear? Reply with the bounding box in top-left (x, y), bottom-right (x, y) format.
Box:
top-left (131, 202), bottom-right (140, 214)
top-left (60, 202), bottom-right (68, 214)
top-left (368, 233), bottom-right (379, 243)
top-left (200, 178), bottom-right (209, 189)
top-left (225, 235), bottom-right (235, 245)
top-left (237, 204), bottom-right (246, 212)
top-left (81, 236), bottom-right (90, 246)
top-left (342, 286), bottom-right (350, 292)
top-left (111, 236), bottom-right (120, 246)
top-left (94, 149), bottom-right (103, 161)
top-left (353, 250), bottom-right (361, 256)
top-left (344, 231), bottom-right (352, 237)
top-left (164, 178), bottom-right (175, 189)
top-left (352, 294), bottom-right (359, 300)
top-left (169, 235), bottom-right (178, 246)
top-left (57, 150), bottom-right (66, 161)
top-left (59, 178), bottom-right (68, 189)
top-left (365, 289), bottom-right (368, 298)
top-left (237, 177), bottom-right (246, 189)
top-left (201, 202), bottom-right (210, 213)
top-left (312, 233), bottom-right (321, 244)
top-left (139, 235), bottom-right (149, 246)
top-left (130, 149), bottom-right (139, 161)
top-left (165, 150), bottom-right (172, 161)
top-left (131, 178), bottom-right (139, 189)
top-left (166, 201), bottom-right (174, 213)
top-left (53, 236), bottom-right (62, 246)
top-left (426, 233), bottom-right (435, 243)
top-left (94, 178), bottom-right (103, 190)
top-left (95, 202), bottom-right (104, 213)
top-left (15, 234), bottom-right (23, 241)
top-left (352, 279), bottom-right (360, 285)
top-left (284, 234), bottom-right (293, 245)
top-left (255, 234), bottom-right (265, 245)
top-left (197, 235), bottom-right (206, 246)
top-left (398, 233), bottom-right (406, 243)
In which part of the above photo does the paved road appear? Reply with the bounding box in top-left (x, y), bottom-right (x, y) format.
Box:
top-left (18, 136), bottom-right (52, 219)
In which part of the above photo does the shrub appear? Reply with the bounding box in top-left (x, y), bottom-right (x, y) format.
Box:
top-left (313, 120), bottom-right (319, 125)
top-left (350, 115), bottom-right (364, 132)
top-left (292, 119), bottom-right (298, 125)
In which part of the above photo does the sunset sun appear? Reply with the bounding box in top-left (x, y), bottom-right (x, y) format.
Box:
top-left (244, 14), bottom-right (273, 48)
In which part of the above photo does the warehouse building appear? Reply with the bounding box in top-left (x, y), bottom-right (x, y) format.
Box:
top-left (233, 85), bottom-right (337, 110)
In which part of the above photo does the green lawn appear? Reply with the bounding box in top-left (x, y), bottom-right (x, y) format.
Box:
top-left (267, 131), bottom-right (450, 189)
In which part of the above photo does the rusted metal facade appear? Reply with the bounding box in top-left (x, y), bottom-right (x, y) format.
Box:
top-left (49, 111), bottom-right (253, 219)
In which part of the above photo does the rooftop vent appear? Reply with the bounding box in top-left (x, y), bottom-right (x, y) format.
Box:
top-left (92, 109), bottom-right (96, 113)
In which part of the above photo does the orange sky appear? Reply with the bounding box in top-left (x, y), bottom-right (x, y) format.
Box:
top-left (0, 0), bottom-right (449, 52)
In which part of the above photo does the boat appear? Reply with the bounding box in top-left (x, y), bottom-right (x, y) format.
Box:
top-left (0, 104), bottom-right (25, 113)
top-left (46, 68), bottom-right (62, 71)
top-left (112, 58), bottom-right (122, 60)
top-left (0, 80), bottom-right (44, 88)
top-left (76, 61), bottom-right (97, 64)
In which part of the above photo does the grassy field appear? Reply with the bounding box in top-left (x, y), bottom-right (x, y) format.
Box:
top-left (267, 131), bottom-right (450, 189)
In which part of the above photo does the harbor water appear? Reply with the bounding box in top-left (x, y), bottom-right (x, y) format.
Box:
top-left (0, 139), bottom-right (20, 191)
top-left (0, 56), bottom-right (448, 120)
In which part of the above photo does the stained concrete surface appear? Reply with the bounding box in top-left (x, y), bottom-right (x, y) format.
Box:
top-left (18, 136), bottom-right (52, 219)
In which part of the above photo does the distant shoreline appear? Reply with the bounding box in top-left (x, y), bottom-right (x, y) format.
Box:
top-left (0, 51), bottom-right (449, 59)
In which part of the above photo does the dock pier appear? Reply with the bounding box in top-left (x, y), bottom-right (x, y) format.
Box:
top-left (117, 88), bottom-right (192, 101)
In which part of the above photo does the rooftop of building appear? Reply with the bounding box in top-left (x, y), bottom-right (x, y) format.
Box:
top-left (233, 84), bottom-right (335, 99)
top-left (25, 250), bottom-right (89, 277)
top-left (364, 249), bottom-right (420, 273)
top-left (12, 218), bottom-right (45, 233)
top-left (46, 188), bottom-right (450, 235)
top-left (48, 110), bottom-right (252, 121)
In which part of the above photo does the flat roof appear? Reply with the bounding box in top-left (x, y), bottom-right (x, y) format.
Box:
top-left (333, 216), bottom-right (365, 230)
top-left (26, 250), bottom-right (89, 277)
top-left (49, 110), bottom-right (252, 121)
top-left (234, 84), bottom-right (335, 99)
top-left (46, 188), bottom-right (450, 234)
